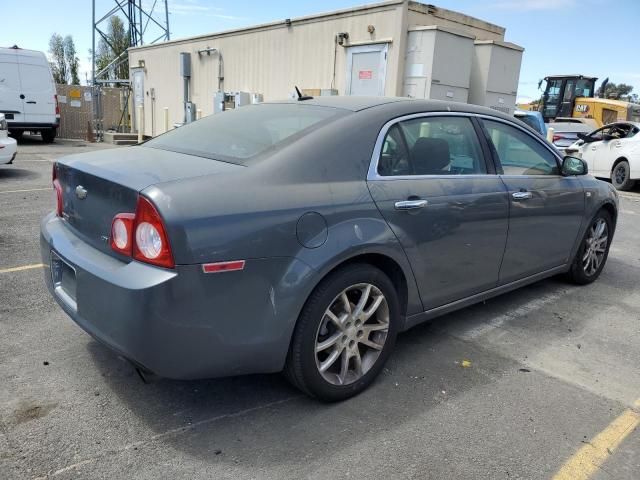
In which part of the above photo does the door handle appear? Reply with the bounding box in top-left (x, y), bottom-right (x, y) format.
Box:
top-left (512, 191), bottom-right (533, 200)
top-left (26, 101), bottom-right (36, 104)
top-left (395, 199), bottom-right (428, 211)
top-left (591, 146), bottom-right (597, 151)
top-left (615, 142), bottom-right (622, 148)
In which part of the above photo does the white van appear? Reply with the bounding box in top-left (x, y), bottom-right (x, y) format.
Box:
top-left (0, 46), bottom-right (59, 142)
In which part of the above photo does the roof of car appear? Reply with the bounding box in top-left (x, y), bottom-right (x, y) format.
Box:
top-left (269, 96), bottom-right (412, 111)
top-left (268, 96), bottom-right (518, 121)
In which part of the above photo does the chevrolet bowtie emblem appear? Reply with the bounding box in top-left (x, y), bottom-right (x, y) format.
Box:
top-left (75, 185), bottom-right (88, 200)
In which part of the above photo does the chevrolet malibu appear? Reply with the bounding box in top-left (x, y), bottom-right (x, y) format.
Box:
top-left (41, 97), bottom-right (618, 401)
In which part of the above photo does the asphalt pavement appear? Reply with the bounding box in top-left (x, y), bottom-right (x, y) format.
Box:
top-left (1, 136), bottom-right (639, 479)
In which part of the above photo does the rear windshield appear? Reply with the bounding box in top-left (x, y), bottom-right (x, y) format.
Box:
top-left (516, 114), bottom-right (541, 133)
top-left (146, 103), bottom-right (346, 164)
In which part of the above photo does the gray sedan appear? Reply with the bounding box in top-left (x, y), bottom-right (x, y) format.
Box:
top-left (41, 97), bottom-right (618, 401)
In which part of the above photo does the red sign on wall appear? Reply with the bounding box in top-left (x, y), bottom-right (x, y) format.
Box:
top-left (359, 70), bottom-right (373, 80)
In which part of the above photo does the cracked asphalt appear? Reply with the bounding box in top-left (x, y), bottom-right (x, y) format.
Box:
top-left (1, 136), bottom-right (639, 479)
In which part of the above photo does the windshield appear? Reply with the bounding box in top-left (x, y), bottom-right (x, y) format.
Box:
top-left (145, 103), bottom-right (346, 164)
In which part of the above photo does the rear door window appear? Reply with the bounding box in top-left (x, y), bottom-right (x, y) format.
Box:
top-left (377, 116), bottom-right (487, 176)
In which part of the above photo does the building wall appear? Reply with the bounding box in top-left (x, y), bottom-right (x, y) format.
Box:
top-left (129, 1), bottom-right (508, 136)
top-left (407, 2), bottom-right (505, 41)
top-left (129, 1), bottom-right (407, 135)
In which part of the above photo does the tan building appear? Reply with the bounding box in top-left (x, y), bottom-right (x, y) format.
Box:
top-left (129, 0), bottom-right (521, 136)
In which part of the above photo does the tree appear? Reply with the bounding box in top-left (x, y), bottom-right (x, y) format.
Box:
top-left (95, 16), bottom-right (130, 84)
top-left (64, 36), bottom-right (80, 85)
top-left (49, 34), bottom-right (67, 84)
top-left (48, 34), bottom-right (80, 85)
top-left (603, 82), bottom-right (634, 99)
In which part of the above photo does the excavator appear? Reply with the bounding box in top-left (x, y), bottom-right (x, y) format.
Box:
top-left (538, 75), bottom-right (640, 127)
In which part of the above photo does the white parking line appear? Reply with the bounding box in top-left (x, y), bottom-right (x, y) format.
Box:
top-left (0, 263), bottom-right (45, 274)
top-left (32, 395), bottom-right (302, 479)
top-left (461, 289), bottom-right (570, 340)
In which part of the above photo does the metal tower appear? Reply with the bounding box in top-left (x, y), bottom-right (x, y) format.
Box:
top-left (91, 0), bottom-right (170, 138)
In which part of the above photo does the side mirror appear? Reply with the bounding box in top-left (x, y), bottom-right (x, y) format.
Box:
top-left (577, 132), bottom-right (595, 143)
top-left (602, 133), bottom-right (615, 141)
top-left (562, 156), bottom-right (588, 176)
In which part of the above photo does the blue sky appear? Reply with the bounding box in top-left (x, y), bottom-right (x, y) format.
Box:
top-left (2, 0), bottom-right (639, 101)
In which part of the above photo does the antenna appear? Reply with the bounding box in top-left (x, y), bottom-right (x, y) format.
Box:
top-left (295, 86), bottom-right (314, 101)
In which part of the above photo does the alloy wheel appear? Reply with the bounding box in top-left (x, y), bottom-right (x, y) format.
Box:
top-left (314, 283), bottom-right (389, 386)
top-left (614, 165), bottom-right (626, 185)
top-left (582, 218), bottom-right (608, 276)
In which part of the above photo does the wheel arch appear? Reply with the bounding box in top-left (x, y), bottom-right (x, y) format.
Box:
top-left (598, 200), bottom-right (618, 227)
top-left (329, 253), bottom-right (410, 318)
top-left (611, 156), bottom-right (629, 173)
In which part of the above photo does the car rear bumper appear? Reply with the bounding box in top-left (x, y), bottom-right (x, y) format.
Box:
top-left (41, 212), bottom-right (314, 379)
top-left (0, 137), bottom-right (17, 164)
top-left (8, 121), bottom-right (59, 130)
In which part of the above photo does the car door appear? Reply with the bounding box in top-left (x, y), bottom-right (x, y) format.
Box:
top-left (480, 118), bottom-right (585, 285)
top-left (594, 124), bottom-right (635, 176)
top-left (367, 114), bottom-right (509, 310)
top-left (17, 53), bottom-right (56, 124)
top-left (0, 50), bottom-right (25, 123)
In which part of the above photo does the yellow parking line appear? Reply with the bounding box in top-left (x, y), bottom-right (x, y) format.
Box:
top-left (552, 400), bottom-right (640, 480)
top-left (0, 263), bottom-right (45, 274)
top-left (0, 187), bottom-right (50, 194)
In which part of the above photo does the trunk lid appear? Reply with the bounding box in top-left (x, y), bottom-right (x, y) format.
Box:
top-left (56, 145), bottom-right (243, 255)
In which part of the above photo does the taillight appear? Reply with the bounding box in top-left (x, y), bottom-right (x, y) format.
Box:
top-left (52, 163), bottom-right (62, 217)
top-left (552, 134), bottom-right (565, 143)
top-left (110, 213), bottom-right (135, 255)
top-left (110, 196), bottom-right (174, 268)
top-left (54, 94), bottom-right (60, 116)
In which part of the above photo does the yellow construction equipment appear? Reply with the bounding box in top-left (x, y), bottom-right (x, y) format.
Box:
top-left (539, 75), bottom-right (640, 127)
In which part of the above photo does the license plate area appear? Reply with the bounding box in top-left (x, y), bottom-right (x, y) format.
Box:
top-left (51, 251), bottom-right (77, 312)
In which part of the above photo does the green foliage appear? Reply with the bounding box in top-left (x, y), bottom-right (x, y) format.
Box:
top-left (603, 82), bottom-right (634, 99)
top-left (94, 16), bottom-right (130, 84)
top-left (49, 34), bottom-right (81, 85)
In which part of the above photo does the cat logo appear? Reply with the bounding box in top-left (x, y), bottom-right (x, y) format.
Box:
top-left (576, 104), bottom-right (590, 113)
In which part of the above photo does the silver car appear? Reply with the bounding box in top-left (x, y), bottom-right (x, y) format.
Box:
top-left (41, 97), bottom-right (618, 401)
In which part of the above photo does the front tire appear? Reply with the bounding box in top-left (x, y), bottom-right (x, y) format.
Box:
top-left (566, 210), bottom-right (613, 285)
top-left (611, 160), bottom-right (635, 191)
top-left (285, 264), bottom-right (400, 402)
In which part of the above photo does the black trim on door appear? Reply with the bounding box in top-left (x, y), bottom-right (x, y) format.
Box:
top-left (470, 116), bottom-right (497, 175)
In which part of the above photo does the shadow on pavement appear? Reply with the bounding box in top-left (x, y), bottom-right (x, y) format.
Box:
top-left (84, 276), bottom-right (570, 467)
top-left (0, 167), bottom-right (40, 181)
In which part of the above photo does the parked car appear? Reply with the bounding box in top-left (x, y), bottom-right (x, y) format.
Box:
top-left (514, 109), bottom-right (547, 136)
top-left (566, 121), bottom-right (640, 190)
top-left (552, 117), bottom-right (599, 129)
top-left (547, 122), bottom-right (593, 154)
top-left (41, 97), bottom-right (618, 401)
top-left (0, 46), bottom-right (59, 142)
top-left (0, 113), bottom-right (17, 164)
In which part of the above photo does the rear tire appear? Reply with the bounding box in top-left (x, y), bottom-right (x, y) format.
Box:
top-left (611, 160), bottom-right (635, 191)
top-left (9, 130), bottom-right (23, 141)
top-left (285, 264), bottom-right (400, 402)
top-left (566, 210), bottom-right (613, 285)
top-left (41, 128), bottom-right (56, 143)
